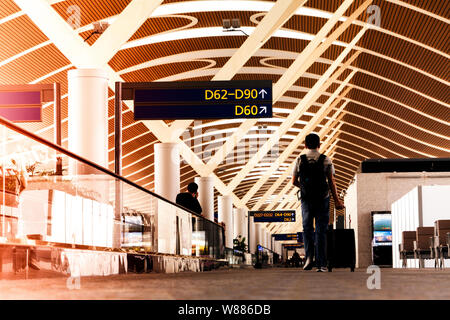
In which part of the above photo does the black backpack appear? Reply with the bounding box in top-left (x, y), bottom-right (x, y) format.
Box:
top-left (297, 154), bottom-right (329, 201)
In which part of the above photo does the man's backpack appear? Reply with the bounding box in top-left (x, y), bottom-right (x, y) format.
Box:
top-left (297, 154), bottom-right (329, 201)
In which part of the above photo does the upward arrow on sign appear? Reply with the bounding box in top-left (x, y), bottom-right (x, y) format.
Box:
top-left (259, 89), bottom-right (267, 98)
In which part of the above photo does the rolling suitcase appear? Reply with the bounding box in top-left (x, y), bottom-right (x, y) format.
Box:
top-left (326, 227), bottom-right (356, 272)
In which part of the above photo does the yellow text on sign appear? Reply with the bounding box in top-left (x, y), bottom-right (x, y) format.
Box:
top-left (204, 89), bottom-right (259, 100)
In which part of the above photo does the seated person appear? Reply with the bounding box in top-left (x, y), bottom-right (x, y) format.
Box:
top-left (176, 182), bottom-right (202, 215)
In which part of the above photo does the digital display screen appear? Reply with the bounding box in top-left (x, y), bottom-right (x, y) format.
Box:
top-left (372, 213), bottom-right (392, 247)
top-left (373, 231), bottom-right (392, 246)
top-left (373, 214), bottom-right (391, 231)
top-left (133, 80), bottom-right (272, 119)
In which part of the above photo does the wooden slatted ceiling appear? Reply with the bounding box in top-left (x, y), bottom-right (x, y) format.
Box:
top-left (0, 0), bottom-right (20, 20)
top-left (121, 60), bottom-right (213, 82)
top-left (355, 52), bottom-right (449, 102)
top-left (349, 89), bottom-right (449, 135)
top-left (375, 1), bottom-right (450, 52)
top-left (0, 44), bottom-right (70, 84)
top-left (344, 102), bottom-right (449, 148)
top-left (353, 72), bottom-right (449, 119)
top-left (399, 0), bottom-right (450, 17)
top-left (51, 0), bottom-right (132, 28)
top-left (0, 15), bottom-right (49, 62)
top-left (342, 113), bottom-right (448, 156)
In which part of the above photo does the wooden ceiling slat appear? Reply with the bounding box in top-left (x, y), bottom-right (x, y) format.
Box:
top-left (0, 15), bottom-right (49, 62)
top-left (0, 0), bottom-right (20, 20)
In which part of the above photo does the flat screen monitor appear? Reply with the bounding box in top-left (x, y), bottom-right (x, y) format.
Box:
top-left (372, 212), bottom-right (392, 247)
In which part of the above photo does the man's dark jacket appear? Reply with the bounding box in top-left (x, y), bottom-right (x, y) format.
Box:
top-left (176, 192), bottom-right (202, 215)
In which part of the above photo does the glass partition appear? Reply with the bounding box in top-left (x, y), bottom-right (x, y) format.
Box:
top-left (0, 117), bottom-right (224, 260)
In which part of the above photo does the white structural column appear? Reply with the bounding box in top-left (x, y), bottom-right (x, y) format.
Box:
top-left (154, 143), bottom-right (180, 202)
top-left (218, 195), bottom-right (233, 249)
top-left (68, 69), bottom-right (109, 173)
top-left (154, 143), bottom-right (180, 254)
top-left (195, 176), bottom-right (215, 221)
top-left (233, 207), bottom-right (247, 242)
top-left (257, 224), bottom-right (264, 249)
top-left (249, 216), bottom-right (256, 254)
top-left (275, 241), bottom-right (282, 256)
top-left (264, 229), bottom-right (269, 249)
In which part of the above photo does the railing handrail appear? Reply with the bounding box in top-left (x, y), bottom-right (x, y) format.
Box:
top-left (0, 116), bottom-right (224, 228)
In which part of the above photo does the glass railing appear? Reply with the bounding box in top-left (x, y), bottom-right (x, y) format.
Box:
top-left (0, 116), bottom-right (224, 260)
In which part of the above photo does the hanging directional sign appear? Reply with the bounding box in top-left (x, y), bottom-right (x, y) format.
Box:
top-left (0, 87), bottom-right (44, 122)
top-left (132, 80), bottom-right (272, 119)
top-left (250, 210), bottom-right (296, 223)
top-left (272, 232), bottom-right (303, 242)
top-left (272, 233), bottom-right (298, 241)
top-left (283, 244), bottom-right (304, 250)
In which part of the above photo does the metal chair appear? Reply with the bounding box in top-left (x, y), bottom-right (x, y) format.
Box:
top-left (432, 220), bottom-right (450, 269)
top-left (400, 231), bottom-right (416, 268)
top-left (413, 227), bottom-right (434, 268)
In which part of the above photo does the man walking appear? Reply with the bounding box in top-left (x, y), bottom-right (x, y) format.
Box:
top-left (292, 133), bottom-right (344, 272)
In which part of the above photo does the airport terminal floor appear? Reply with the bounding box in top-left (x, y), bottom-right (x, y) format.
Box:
top-left (2, 266), bottom-right (450, 300)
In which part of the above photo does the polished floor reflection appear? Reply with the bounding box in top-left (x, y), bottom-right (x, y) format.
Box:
top-left (1, 267), bottom-right (450, 300)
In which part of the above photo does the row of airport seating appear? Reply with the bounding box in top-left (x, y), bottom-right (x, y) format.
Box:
top-left (399, 220), bottom-right (450, 269)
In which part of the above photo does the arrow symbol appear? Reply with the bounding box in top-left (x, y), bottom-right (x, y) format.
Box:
top-left (259, 89), bottom-right (267, 98)
top-left (259, 106), bottom-right (267, 114)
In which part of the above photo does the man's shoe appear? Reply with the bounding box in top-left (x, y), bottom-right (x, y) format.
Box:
top-left (317, 267), bottom-right (328, 272)
top-left (303, 258), bottom-right (314, 270)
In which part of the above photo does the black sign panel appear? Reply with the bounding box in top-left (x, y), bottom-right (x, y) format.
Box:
top-left (272, 232), bottom-right (303, 242)
top-left (283, 244), bottom-right (304, 250)
top-left (250, 210), bottom-right (295, 223)
top-left (272, 233), bottom-right (298, 241)
top-left (133, 80), bottom-right (272, 119)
